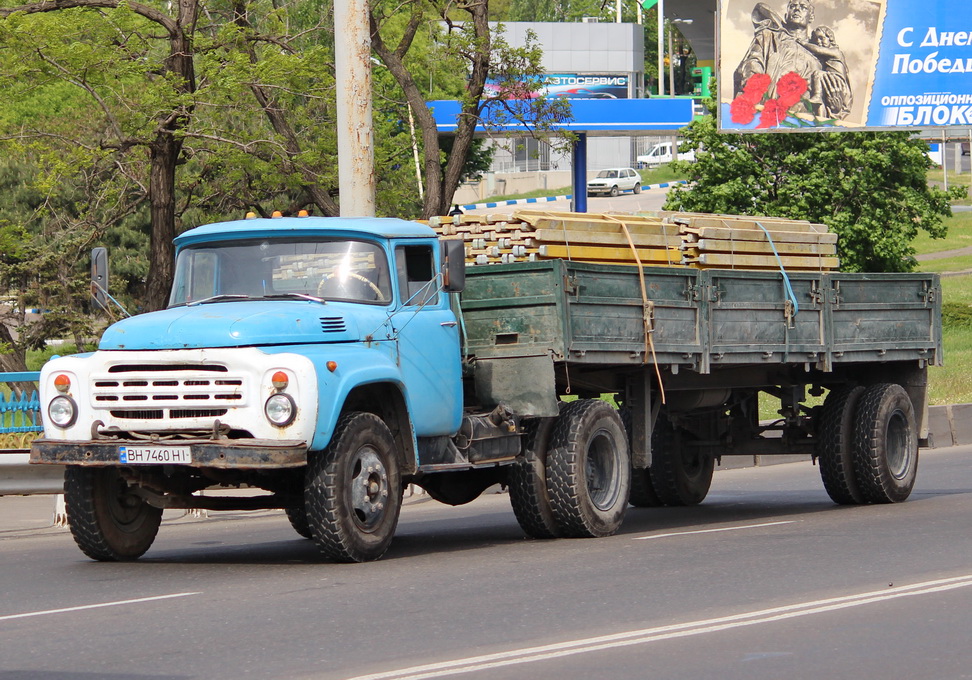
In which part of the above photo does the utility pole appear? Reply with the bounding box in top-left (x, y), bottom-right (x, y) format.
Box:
top-left (334, 0), bottom-right (376, 216)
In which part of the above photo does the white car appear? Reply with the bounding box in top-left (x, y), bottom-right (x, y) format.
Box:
top-left (587, 167), bottom-right (642, 197)
top-left (637, 142), bottom-right (696, 168)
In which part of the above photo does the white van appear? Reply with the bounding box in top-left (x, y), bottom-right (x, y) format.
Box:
top-left (637, 142), bottom-right (696, 168)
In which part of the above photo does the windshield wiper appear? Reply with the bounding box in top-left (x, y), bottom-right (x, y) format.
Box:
top-left (262, 292), bottom-right (327, 304)
top-left (186, 294), bottom-right (253, 306)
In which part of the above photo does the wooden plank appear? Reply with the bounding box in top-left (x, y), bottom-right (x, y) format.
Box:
top-left (532, 229), bottom-right (683, 248)
top-left (672, 215), bottom-right (826, 233)
top-left (538, 244), bottom-right (682, 264)
top-left (688, 239), bottom-right (838, 256)
top-left (688, 252), bottom-right (839, 269)
top-left (680, 226), bottom-right (838, 244)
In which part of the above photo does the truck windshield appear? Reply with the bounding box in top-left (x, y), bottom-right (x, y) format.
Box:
top-left (169, 238), bottom-right (393, 307)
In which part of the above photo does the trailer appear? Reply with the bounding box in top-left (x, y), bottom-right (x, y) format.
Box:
top-left (29, 214), bottom-right (941, 562)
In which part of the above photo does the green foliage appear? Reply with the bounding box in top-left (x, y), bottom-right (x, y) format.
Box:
top-left (664, 99), bottom-right (965, 272)
top-left (942, 301), bottom-right (972, 329)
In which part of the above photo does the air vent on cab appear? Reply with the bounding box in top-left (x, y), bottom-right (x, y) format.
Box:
top-left (320, 317), bottom-right (347, 333)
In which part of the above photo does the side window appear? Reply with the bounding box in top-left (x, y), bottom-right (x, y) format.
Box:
top-left (395, 245), bottom-right (438, 306)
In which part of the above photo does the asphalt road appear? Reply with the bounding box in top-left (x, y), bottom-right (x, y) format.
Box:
top-left (3, 446), bottom-right (972, 680)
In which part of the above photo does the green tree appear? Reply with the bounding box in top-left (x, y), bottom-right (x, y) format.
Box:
top-left (371, 1), bottom-right (573, 217)
top-left (664, 104), bottom-right (965, 272)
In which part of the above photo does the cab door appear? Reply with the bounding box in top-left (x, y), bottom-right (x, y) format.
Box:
top-left (391, 242), bottom-right (463, 436)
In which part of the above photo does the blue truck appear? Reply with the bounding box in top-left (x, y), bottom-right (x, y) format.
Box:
top-left (30, 213), bottom-right (942, 562)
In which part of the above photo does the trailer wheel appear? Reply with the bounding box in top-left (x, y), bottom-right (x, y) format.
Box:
top-left (619, 407), bottom-right (662, 507)
top-left (545, 400), bottom-right (630, 537)
top-left (508, 417), bottom-right (561, 538)
top-left (816, 386), bottom-right (866, 505)
top-left (285, 506), bottom-right (313, 539)
top-left (852, 383), bottom-right (919, 504)
top-left (650, 414), bottom-right (714, 506)
top-left (306, 412), bottom-right (403, 562)
top-left (64, 466), bottom-right (162, 561)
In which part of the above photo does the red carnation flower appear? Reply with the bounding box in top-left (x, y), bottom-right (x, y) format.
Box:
top-left (756, 98), bottom-right (785, 128)
top-left (776, 71), bottom-right (809, 108)
top-left (730, 95), bottom-right (757, 124)
top-left (743, 73), bottom-right (772, 101)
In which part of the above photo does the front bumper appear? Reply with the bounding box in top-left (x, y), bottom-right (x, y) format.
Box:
top-left (31, 438), bottom-right (308, 469)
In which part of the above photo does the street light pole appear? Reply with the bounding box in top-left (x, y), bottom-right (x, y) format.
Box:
top-left (657, 0), bottom-right (664, 96)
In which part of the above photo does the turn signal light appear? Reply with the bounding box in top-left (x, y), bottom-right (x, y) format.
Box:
top-left (271, 371), bottom-right (289, 390)
top-left (326, 361), bottom-right (338, 372)
top-left (53, 374), bottom-right (71, 393)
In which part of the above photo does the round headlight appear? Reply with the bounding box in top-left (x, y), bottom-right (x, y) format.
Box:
top-left (48, 395), bottom-right (78, 428)
top-left (264, 393), bottom-right (297, 427)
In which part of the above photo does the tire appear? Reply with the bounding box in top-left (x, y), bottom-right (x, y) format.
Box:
top-left (649, 413), bottom-right (714, 506)
top-left (619, 407), bottom-right (662, 507)
top-left (306, 412), bottom-right (403, 562)
top-left (285, 506), bottom-right (313, 539)
top-left (852, 383), bottom-right (919, 504)
top-left (633, 183), bottom-right (642, 194)
top-left (508, 417), bottom-right (561, 538)
top-left (609, 185), bottom-right (620, 197)
top-left (816, 386), bottom-right (866, 505)
top-left (64, 466), bottom-right (162, 561)
top-left (545, 400), bottom-right (630, 538)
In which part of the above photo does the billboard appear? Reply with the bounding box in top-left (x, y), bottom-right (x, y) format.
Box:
top-left (484, 74), bottom-right (630, 100)
top-left (718, 0), bottom-right (972, 132)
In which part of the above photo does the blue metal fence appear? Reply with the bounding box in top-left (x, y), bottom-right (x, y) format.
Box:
top-left (0, 372), bottom-right (42, 434)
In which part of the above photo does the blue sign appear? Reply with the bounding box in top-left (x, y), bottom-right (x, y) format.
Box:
top-left (718, 0), bottom-right (972, 132)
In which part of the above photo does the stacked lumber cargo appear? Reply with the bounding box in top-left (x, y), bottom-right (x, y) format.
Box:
top-left (425, 210), bottom-right (838, 271)
top-left (668, 212), bottom-right (839, 271)
top-left (426, 209), bottom-right (682, 266)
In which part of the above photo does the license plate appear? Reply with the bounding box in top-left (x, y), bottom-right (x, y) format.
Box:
top-left (119, 445), bottom-right (192, 465)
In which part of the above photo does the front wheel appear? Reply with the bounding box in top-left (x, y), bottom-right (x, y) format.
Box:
top-left (852, 383), bottom-right (919, 503)
top-left (609, 185), bottom-right (620, 197)
top-left (64, 466), bottom-right (162, 561)
top-left (306, 412), bottom-right (403, 562)
top-left (545, 400), bottom-right (630, 538)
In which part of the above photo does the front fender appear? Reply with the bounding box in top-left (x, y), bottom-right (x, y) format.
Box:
top-left (266, 343), bottom-right (411, 452)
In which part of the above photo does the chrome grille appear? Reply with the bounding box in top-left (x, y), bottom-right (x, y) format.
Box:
top-left (93, 364), bottom-right (246, 420)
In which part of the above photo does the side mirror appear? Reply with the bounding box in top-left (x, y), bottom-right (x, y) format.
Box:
top-left (441, 239), bottom-right (465, 293)
top-left (91, 247), bottom-right (109, 311)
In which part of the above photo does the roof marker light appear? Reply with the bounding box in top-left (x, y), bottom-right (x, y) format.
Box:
top-left (245, 211), bottom-right (257, 219)
top-left (298, 210), bottom-right (309, 217)
top-left (271, 210), bottom-right (283, 218)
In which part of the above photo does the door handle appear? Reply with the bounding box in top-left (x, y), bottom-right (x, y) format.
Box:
top-left (440, 321), bottom-right (458, 327)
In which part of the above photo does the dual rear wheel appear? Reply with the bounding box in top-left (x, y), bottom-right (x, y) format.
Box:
top-left (816, 383), bottom-right (918, 505)
top-left (509, 399), bottom-right (631, 539)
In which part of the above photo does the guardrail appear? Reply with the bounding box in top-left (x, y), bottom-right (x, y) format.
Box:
top-left (0, 371), bottom-right (63, 496)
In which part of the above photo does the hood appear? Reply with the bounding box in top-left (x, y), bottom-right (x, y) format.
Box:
top-left (99, 301), bottom-right (367, 350)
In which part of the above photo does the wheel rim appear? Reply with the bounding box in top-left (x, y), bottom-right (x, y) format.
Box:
top-left (680, 446), bottom-right (705, 480)
top-left (585, 428), bottom-right (623, 511)
top-left (105, 472), bottom-right (151, 532)
top-left (349, 447), bottom-right (390, 532)
top-left (886, 410), bottom-right (912, 480)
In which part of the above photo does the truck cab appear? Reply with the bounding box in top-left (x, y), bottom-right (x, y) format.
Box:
top-left (32, 214), bottom-right (471, 562)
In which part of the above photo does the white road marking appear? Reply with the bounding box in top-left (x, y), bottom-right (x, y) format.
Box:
top-left (0, 592), bottom-right (201, 622)
top-left (633, 520), bottom-right (797, 540)
top-left (346, 575), bottom-right (972, 680)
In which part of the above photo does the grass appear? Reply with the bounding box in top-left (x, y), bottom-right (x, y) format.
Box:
top-left (912, 211), bottom-right (972, 257)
